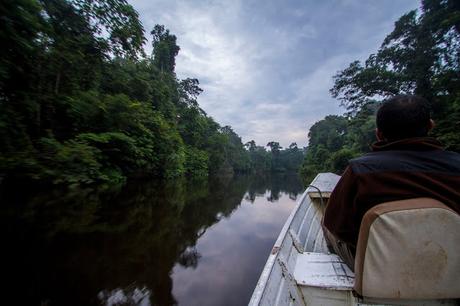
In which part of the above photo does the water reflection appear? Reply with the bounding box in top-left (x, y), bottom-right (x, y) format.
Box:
top-left (0, 173), bottom-right (304, 306)
top-left (98, 287), bottom-right (151, 306)
top-left (245, 173), bottom-right (302, 203)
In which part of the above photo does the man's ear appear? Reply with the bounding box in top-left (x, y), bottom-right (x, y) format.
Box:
top-left (375, 128), bottom-right (385, 141)
top-left (428, 119), bottom-right (435, 131)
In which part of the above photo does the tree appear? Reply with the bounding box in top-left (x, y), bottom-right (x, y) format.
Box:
top-left (301, 0), bottom-right (460, 184)
top-left (151, 24), bottom-right (180, 73)
top-left (73, 0), bottom-right (146, 58)
top-left (266, 141), bottom-right (282, 152)
top-left (244, 140), bottom-right (256, 152)
top-left (300, 116), bottom-right (356, 182)
top-left (330, 0), bottom-right (460, 151)
top-left (281, 142), bottom-right (304, 172)
top-left (289, 142), bottom-right (298, 150)
top-left (0, 0), bottom-right (255, 185)
top-left (0, 0), bottom-right (305, 185)
top-left (266, 141), bottom-right (282, 171)
top-left (179, 78), bottom-right (203, 108)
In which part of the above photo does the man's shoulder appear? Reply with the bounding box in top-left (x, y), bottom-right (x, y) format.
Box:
top-left (349, 149), bottom-right (460, 175)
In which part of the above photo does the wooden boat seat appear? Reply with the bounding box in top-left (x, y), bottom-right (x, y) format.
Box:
top-left (294, 252), bottom-right (354, 290)
top-left (354, 198), bottom-right (460, 300)
top-left (293, 252), bottom-right (355, 306)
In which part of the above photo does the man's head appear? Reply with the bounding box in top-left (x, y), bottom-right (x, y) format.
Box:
top-left (376, 95), bottom-right (434, 142)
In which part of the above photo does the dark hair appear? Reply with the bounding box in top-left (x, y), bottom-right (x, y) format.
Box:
top-left (376, 95), bottom-right (431, 141)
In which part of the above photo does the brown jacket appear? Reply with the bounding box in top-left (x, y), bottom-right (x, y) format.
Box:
top-left (323, 137), bottom-right (460, 249)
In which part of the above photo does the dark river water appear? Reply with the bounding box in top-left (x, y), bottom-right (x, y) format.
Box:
top-left (0, 174), bottom-right (304, 306)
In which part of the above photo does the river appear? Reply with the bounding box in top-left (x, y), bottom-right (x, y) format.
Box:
top-left (0, 174), bottom-right (305, 306)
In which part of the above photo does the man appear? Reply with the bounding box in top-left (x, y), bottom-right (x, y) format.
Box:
top-left (323, 95), bottom-right (460, 271)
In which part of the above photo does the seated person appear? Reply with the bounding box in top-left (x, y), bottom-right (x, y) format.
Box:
top-left (323, 95), bottom-right (460, 271)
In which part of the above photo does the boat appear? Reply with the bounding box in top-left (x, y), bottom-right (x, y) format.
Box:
top-left (249, 173), bottom-right (460, 306)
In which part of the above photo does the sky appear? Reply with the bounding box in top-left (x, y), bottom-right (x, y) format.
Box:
top-left (131, 0), bottom-right (420, 148)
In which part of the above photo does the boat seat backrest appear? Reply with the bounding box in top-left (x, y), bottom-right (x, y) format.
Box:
top-left (353, 198), bottom-right (460, 299)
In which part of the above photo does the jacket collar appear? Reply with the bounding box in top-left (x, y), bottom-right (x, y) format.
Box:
top-left (372, 137), bottom-right (443, 152)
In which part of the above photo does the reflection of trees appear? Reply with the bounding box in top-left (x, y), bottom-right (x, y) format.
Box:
top-left (0, 173), bottom-right (303, 306)
top-left (245, 173), bottom-right (304, 203)
top-left (0, 176), bottom-right (247, 306)
top-left (98, 286), bottom-right (151, 306)
top-left (178, 247), bottom-right (201, 269)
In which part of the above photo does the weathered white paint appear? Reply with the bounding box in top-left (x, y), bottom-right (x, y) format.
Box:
top-left (248, 173), bottom-right (459, 306)
top-left (248, 188), bottom-right (308, 306)
top-left (294, 252), bottom-right (354, 290)
top-left (306, 172), bottom-right (340, 199)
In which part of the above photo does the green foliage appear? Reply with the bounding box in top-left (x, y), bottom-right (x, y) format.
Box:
top-left (302, 0), bottom-right (460, 183)
top-left (279, 143), bottom-right (305, 172)
top-left (432, 95), bottom-right (460, 152)
top-left (38, 137), bottom-right (123, 185)
top-left (330, 0), bottom-right (460, 149)
top-left (243, 140), bottom-right (305, 174)
top-left (184, 146), bottom-right (209, 178)
top-left (0, 0), bottom-right (271, 186)
top-left (72, 0), bottom-right (146, 59)
top-left (220, 126), bottom-right (251, 173)
top-left (0, 0), bottom-right (45, 95)
top-left (300, 115), bottom-right (363, 182)
top-left (76, 132), bottom-right (139, 173)
top-left (308, 115), bottom-right (348, 151)
top-left (329, 149), bottom-right (359, 174)
top-left (151, 24), bottom-right (180, 73)
top-left (0, 0), bottom-right (321, 186)
top-left (300, 144), bottom-right (331, 183)
top-left (101, 59), bottom-right (153, 102)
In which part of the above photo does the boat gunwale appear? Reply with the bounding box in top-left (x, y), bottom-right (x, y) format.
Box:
top-left (249, 172), bottom-right (460, 306)
top-left (248, 188), bottom-right (310, 305)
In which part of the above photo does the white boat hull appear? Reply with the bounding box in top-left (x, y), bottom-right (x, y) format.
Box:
top-left (249, 173), bottom-right (458, 306)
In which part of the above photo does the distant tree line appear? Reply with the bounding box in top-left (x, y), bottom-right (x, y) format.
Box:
top-left (245, 140), bottom-right (306, 173)
top-left (0, 0), bottom-right (305, 185)
top-left (301, 0), bottom-right (460, 183)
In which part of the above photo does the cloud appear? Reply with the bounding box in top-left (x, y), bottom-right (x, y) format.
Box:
top-left (131, 0), bottom-right (420, 148)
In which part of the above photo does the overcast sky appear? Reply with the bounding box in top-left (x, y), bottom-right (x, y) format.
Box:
top-left (131, 0), bottom-right (420, 148)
